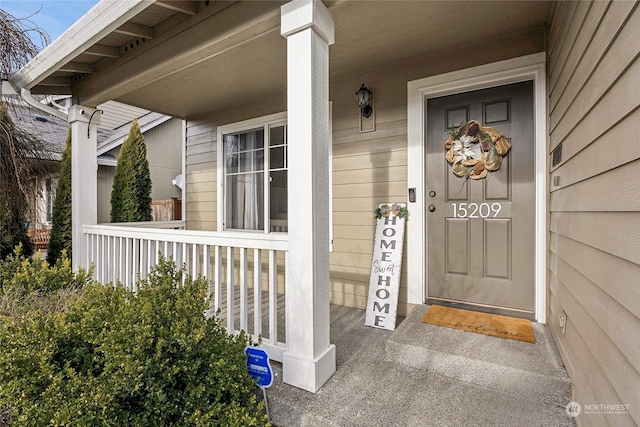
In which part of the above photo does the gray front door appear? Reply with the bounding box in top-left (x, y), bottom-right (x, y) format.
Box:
top-left (426, 81), bottom-right (535, 313)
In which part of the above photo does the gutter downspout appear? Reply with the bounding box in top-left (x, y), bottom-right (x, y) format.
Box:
top-left (20, 88), bottom-right (68, 121)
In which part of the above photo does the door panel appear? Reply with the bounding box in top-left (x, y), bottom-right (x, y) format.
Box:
top-left (426, 81), bottom-right (534, 312)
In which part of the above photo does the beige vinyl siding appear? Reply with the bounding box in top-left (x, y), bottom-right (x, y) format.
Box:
top-left (328, 29), bottom-right (545, 315)
top-left (547, 1), bottom-right (640, 425)
top-left (182, 28), bottom-right (544, 316)
top-left (96, 118), bottom-right (183, 224)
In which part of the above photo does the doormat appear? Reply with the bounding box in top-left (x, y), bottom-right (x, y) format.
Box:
top-left (420, 305), bottom-right (535, 343)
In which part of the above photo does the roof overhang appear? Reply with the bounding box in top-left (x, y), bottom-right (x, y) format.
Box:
top-left (9, 0), bottom-right (156, 94)
top-left (10, 1), bottom-right (554, 120)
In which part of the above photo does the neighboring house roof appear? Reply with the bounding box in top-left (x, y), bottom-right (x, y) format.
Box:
top-left (5, 97), bottom-right (172, 164)
top-left (5, 99), bottom-right (69, 162)
top-left (97, 108), bottom-right (172, 156)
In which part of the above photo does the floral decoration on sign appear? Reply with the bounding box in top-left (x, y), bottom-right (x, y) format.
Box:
top-left (444, 120), bottom-right (511, 180)
top-left (375, 203), bottom-right (409, 220)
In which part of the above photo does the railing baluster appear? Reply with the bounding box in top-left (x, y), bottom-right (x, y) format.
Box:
top-left (269, 250), bottom-right (278, 344)
top-left (140, 239), bottom-right (151, 279)
top-left (100, 235), bottom-right (106, 284)
top-left (239, 248), bottom-right (248, 332)
top-left (192, 243), bottom-right (198, 279)
top-left (253, 248), bottom-right (262, 339)
top-left (226, 247), bottom-right (235, 332)
top-left (133, 238), bottom-right (139, 292)
top-left (172, 241), bottom-right (177, 265)
top-left (104, 236), bottom-right (113, 283)
top-left (118, 237), bottom-right (124, 281)
top-left (125, 237), bottom-right (131, 290)
top-left (182, 242), bottom-right (188, 283)
top-left (113, 237), bottom-right (117, 284)
top-left (202, 245), bottom-right (211, 315)
top-left (85, 234), bottom-right (90, 270)
top-left (147, 239), bottom-right (158, 276)
top-left (214, 246), bottom-right (222, 313)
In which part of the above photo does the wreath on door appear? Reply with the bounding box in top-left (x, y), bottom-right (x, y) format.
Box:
top-left (444, 120), bottom-right (511, 180)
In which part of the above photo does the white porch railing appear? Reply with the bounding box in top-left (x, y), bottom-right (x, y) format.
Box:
top-left (83, 223), bottom-right (288, 362)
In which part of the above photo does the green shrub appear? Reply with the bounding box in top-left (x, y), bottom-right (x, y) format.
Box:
top-left (0, 247), bottom-right (90, 322)
top-left (0, 256), bottom-right (269, 426)
top-left (47, 129), bottom-right (73, 266)
top-left (110, 119), bottom-right (153, 223)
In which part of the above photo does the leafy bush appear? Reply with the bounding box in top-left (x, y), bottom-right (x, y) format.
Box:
top-left (0, 247), bottom-right (90, 322)
top-left (0, 256), bottom-right (269, 426)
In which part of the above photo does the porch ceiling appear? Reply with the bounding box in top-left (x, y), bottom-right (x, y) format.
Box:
top-left (16, 0), bottom-right (553, 118)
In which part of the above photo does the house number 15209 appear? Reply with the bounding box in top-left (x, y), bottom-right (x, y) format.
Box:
top-left (452, 202), bottom-right (502, 218)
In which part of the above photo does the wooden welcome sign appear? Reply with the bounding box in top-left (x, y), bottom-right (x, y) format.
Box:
top-left (365, 203), bottom-right (407, 331)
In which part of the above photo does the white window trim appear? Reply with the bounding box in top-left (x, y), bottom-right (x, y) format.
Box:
top-left (217, 112), bottom-right (288, 233)
top-left (216, 106), bottom-right (334, 252)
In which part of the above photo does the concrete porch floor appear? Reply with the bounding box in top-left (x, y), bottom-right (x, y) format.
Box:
top-left (266, 304), bottom-right (574, 427)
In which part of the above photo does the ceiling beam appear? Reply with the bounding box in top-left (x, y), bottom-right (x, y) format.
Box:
top-left (156, 0), bottom-right (197, 16)
top-left (59, 62), bottom-right (94, 73)
top-left (39, 77), bottom-right (71, 87)
top-left (115, 22), bottom-right (154, 39)
top-left (85, 44), bottom-right (120, 58)
top-left (30, 86), bottom-right (72, 96)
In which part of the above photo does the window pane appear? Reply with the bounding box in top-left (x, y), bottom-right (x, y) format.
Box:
top-left (270, 170), bottom-right (287, 232)
top-left (240, 129), bottom-right (264, 150)
top-left (226, 173), bottom-right (264, 230)
top-left (224, 134), bottom-right (239, 173)
top-left (270, 126), bottom-right (285, 147)
top-left (239, 152), bottom-right (253, 173)
top-left (270, 146), bottom-right (285, 170)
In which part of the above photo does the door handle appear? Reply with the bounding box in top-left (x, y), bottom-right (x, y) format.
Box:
top-left (428, 205), bottom-right (436, 212)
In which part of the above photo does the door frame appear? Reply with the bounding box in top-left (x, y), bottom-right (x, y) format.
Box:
top-left (406, 52), bottom-right (547, 323)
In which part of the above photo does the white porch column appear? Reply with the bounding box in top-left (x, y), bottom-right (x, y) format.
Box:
top-left (281, 0), bottom-right (336, 393)
top-left (68, 105), bottom-right (100, 271)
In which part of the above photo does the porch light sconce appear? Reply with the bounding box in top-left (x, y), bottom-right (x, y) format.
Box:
top-left (356, 84), bottom-right (373, 118)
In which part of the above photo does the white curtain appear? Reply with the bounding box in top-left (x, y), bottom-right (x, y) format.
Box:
top-left (240, 132), bottom-right (259, 229)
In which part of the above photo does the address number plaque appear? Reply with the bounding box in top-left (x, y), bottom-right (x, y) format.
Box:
top-left (451, 202), bottom-right (503, 219)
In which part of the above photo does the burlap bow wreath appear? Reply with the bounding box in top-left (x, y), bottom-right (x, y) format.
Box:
top-left (444, 120), bottom-right (511, 180)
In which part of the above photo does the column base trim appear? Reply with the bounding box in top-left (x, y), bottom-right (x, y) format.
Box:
top-left (282, 344), bottom-right (336, 393)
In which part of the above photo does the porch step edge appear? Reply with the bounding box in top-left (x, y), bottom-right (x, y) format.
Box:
top-left (385, 339), bottom-right (571, 403)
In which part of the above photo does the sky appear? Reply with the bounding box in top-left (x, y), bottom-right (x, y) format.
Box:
top-left (1, 0), bottom-right (100, 49)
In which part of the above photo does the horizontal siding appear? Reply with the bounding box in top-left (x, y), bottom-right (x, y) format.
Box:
top-left (182, 23), bottom-right (545, 316)
top-left (551, 110), bottom-right (640, 188)
top-left (547, 1), bottom-right (640, 426)
top-left (328, 28), bottom-right (544, 315)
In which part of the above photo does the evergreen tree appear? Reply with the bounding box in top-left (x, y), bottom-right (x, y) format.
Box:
top-left (47, 129), bottom-right (72, 265)
top-left (110, 119), bottom-right (152, 222)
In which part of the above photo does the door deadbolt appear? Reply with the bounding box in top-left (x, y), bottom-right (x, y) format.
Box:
top-left (429, 191), bottom-right (436, 197)
top-left (428, 205), bottom-right (436, 212)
